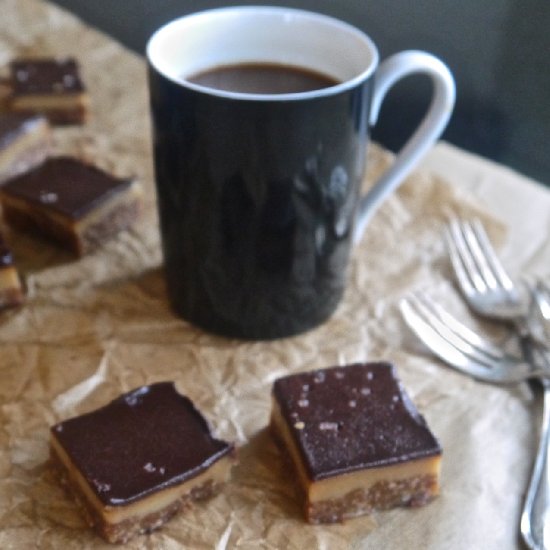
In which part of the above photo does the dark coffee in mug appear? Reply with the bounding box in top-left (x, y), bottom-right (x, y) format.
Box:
top-left (186, 63), bottom-right (340, 94)
top-left (147, 7), bottom-right (454, 340)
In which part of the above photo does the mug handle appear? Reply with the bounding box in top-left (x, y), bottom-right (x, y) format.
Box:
top-left (354, 50), bottom-right (456, 243)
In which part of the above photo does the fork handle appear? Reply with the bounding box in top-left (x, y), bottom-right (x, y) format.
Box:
top-left (521, 381), bottom-right (550, 550)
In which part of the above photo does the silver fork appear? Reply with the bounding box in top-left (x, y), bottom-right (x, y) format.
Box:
top-left (446, 218), bottom-right (549, 549)
top-left (523, 283), bottom-right (550, 550)
top-left (445, 218), bottom-right (528, 322)
top-left (399, 293), bottom-right (548, 383)
top-left (400, 293), bottom-right (550, 550)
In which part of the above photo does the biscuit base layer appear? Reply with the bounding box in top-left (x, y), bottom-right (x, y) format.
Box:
top-left (1, 182), bottom-right (142, 255)
top-left (270, 400), bottom-right (441, 523)
top-left (50, 439), bottom-right (234, 544)
top-left (305, 473), bottom-right (439, 524)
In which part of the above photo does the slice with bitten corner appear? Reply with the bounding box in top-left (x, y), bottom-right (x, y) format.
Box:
top-left (0, 232), bottom-right (24, 309)
top-left (50, 382), bottom-right (237, 544)
top-left (270, 362), bottom-right (442, 523)
top-left (7, 57), bottom-right (90, 124)
top-left (0, 156), bottom-right (142, 256)
top-left (0, 112), bottom-right (52, 184)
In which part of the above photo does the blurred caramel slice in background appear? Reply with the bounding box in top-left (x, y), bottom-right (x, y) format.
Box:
top-left (0, 156), bottom-right (142, 255)
top-left (7, 57), bottom-right (90, 124)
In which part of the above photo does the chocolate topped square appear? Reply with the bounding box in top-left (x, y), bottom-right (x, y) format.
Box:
top-left (2, 156), bottom-right (132, 218)
top-left (270, 362), bottom-right (441, 523)
top-left (50, 382), bottom-right (236, 543)
top-left (0, 156), bottom-right (142, 255)
top-left (8, 57), bottom-right (89, 124)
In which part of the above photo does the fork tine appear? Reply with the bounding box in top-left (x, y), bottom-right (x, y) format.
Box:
top-left (400, 295), bottom-right (533, 384)
top-left (461, 219), bottom-right (498, 290)
top-left (399, 296), bottom-right (492, 379)
top-left (447, 218), bottom-right (487, 294)
top-left (409, 293), bottom-right (505, 369)
top-left (445, 225), bottom-right (477, 300)
top-left (470, 218), bottom-right (515, 291)
top-left (416, 293), bottom-right (504, 359)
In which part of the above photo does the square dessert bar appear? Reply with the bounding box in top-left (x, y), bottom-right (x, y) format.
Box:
top-left (8, 57), bottom-right (90, 124)
top-left (0, 232), bottom-right (24, 309)
top-left (270, 362), bottom-right (441, 523)
top-left (50, 382), bottom-right (236, 544)
top-left (0, 156), bottom-right (142, 255)
top-left (0, 113), bottom-right (51, 184)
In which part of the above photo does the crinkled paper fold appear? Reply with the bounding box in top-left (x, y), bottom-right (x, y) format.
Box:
top-left (0, 1), bottom-right (536, 548)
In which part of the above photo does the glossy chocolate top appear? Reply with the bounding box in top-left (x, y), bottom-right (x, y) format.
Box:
top-left (1, 156), bottom-right (134, 219)
top-left (51, 382), bottom-right (234, 506)
top-left (273, 362), bottom-right (441, 481)
top-left (0, 233), bottom-right (13, 268)
top-left (0, 112), bottom-right (46, 150)
top-left (10, 58), bottom-right (85, 95)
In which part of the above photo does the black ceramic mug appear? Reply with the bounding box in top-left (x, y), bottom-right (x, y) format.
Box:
top-left (147, 6), bottom-right (455, 339)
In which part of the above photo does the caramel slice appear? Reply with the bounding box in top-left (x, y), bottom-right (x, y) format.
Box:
top-left (50, 382), bottom-right (236, 544)
top-left (7, 57), bottom-right (90, 124)
top-left (0, 156), bottom-right (142, 255)
top-left (0, 232), bottom-right (23, 309)
top-left (0, 113), bottom-right (51, 183)
top-left (270, 362), bottom-right (441, 523)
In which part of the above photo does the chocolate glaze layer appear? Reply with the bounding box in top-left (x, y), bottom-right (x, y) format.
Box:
top-left (1, 156), bottom-right (134, 219)
top-left (0, 113), bottom-right (46, 150)
top-left (273, 362), bottom-right (441, 481)
top-left (10, 58), bottom-right (85, 95)
top-left (51, 382), bottom-right (234, 506)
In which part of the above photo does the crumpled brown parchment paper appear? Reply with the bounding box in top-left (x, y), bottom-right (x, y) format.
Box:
top-left (0, 1), bottom-right (535, 549)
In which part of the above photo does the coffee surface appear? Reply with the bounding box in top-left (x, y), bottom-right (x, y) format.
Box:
top-left (186, 63), bottom-right (339, 94)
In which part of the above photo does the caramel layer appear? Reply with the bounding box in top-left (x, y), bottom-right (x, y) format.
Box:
top-left (10, 93), bottom-right (89, 111)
